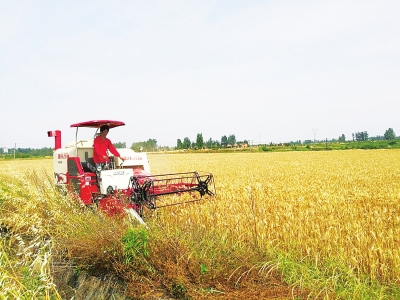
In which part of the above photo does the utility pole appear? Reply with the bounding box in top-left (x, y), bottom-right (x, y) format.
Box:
top-left (14, 143), bottom-right (16, 159)
top-left (312, 129), bottom-right (317, 143)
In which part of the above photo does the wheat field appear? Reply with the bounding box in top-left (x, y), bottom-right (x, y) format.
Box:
top-left (150, 151), bottom-right (400, 278)
top-left (1, 150), bottom-right (400, 298)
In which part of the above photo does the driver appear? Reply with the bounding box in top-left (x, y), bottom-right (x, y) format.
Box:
top-left (93, 124), bottom-right (124, 171)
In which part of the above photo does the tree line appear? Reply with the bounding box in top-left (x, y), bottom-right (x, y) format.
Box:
top-left (339, 128), bottom-right (395, 142)
top-left (129, 134), bottom-right (244, 151)
top-left (1, 128), bottom-right (396, 156)
top-left (130, 139), bottom-right (157, 152)
top-left (0, 147), bottom-right (53, 157)
top-left (175, 134), bottom-right (249, 150)
top-left (127, 133), bottom-right (253, 151)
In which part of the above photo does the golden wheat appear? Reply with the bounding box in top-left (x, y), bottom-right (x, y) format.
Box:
top-left (146, 150), bottom-right (400, 284)
top-left (1, 150), bottom-right (400, 294)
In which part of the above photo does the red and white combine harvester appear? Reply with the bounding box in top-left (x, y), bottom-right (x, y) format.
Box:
top-left (47, 120), bottom-right (215, 223)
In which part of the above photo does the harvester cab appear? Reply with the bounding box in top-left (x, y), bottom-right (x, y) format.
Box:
top-left (47, 120), bottom-right (215, 220)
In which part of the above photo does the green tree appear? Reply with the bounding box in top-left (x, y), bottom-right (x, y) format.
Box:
top-left (146, 139), bottom-right (157, 151)
top-left (221, 135), bottom-right (228, 147)
top-left (131, 139), bottom-right (157, 152)
top-left (206, 138), bottom-right (213, 149)
top-left (196, 133), bottom-right (204, 149)
top-left (354, 131), bottom-right (368, 141)
top-left (176, 139), bottom-right (183, 149)
top-left (384, 128), bottom-right (396, 140)
top-left (338, 134), bottom-right (346, 142)
top-left (227, 134), bottom-right (236, 145)
top-left (114, 142), bottom-right (126, 148)
top-left (183, 137), bottom-right (191, 149)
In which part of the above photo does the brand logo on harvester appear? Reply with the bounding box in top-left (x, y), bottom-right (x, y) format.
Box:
top-left (58, 153), bottom-right (69, 159)
top-left (125, 156), bottom-right (142, 160)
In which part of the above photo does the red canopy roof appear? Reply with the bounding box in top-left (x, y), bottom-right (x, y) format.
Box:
top-left (70, 120), bottom-right (125, 129)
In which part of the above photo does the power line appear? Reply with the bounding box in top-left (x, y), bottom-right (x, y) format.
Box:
top-left (312, 129), bottom-right (317, 143)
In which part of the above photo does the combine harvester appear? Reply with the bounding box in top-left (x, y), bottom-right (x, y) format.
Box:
top-left (47, 120), bottom-right (215, 225)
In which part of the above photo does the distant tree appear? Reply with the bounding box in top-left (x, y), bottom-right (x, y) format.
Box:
top-left (372, 135), bottom-right (384, 141)
top-left (221, 135), bottom-right (228, 147)
top-left (354, 131), bottom-right (368, 141)
top-left (176, 139), bottom-right (183, 149)
top-left (183, 137), bottom-right (191, 149)
top-left (0, 147), bottom-right (53, 157)
top-left (131, 139), bottom-right (157, 152)
top-left (131, 141), bottom-right (144, 152)
top-left (206, 138), bottom-right (213, 149)
top-left (363, 131), bottom-right (369, 141)
top-left (160, 145), bottom-right (171, 151)
top-left (147, 139), bottom-right (157, 151)
top-left (338, 134), bottom-right (346, 142)
top-left (227, 134), bottom-right (236, 145)
top-left (384, 128), bottom-right (396, 140)
top-left (114, 142), bottom-right (126, 148)
top-left (196, 133), bottom-right (204, 149)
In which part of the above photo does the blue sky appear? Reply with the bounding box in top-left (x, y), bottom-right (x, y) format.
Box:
top-left (1, 0), bottom-right (399, 148)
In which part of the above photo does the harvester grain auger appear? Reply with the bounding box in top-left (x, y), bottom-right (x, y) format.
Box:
top-left (47, 120), bottom-right (216, 224)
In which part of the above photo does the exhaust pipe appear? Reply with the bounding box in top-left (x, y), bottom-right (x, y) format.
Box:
top-left (47, 130), bottom-right (61, 150)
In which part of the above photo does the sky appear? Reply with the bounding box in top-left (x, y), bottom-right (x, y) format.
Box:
top-left (1, 0), bottom-right (399, 149)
